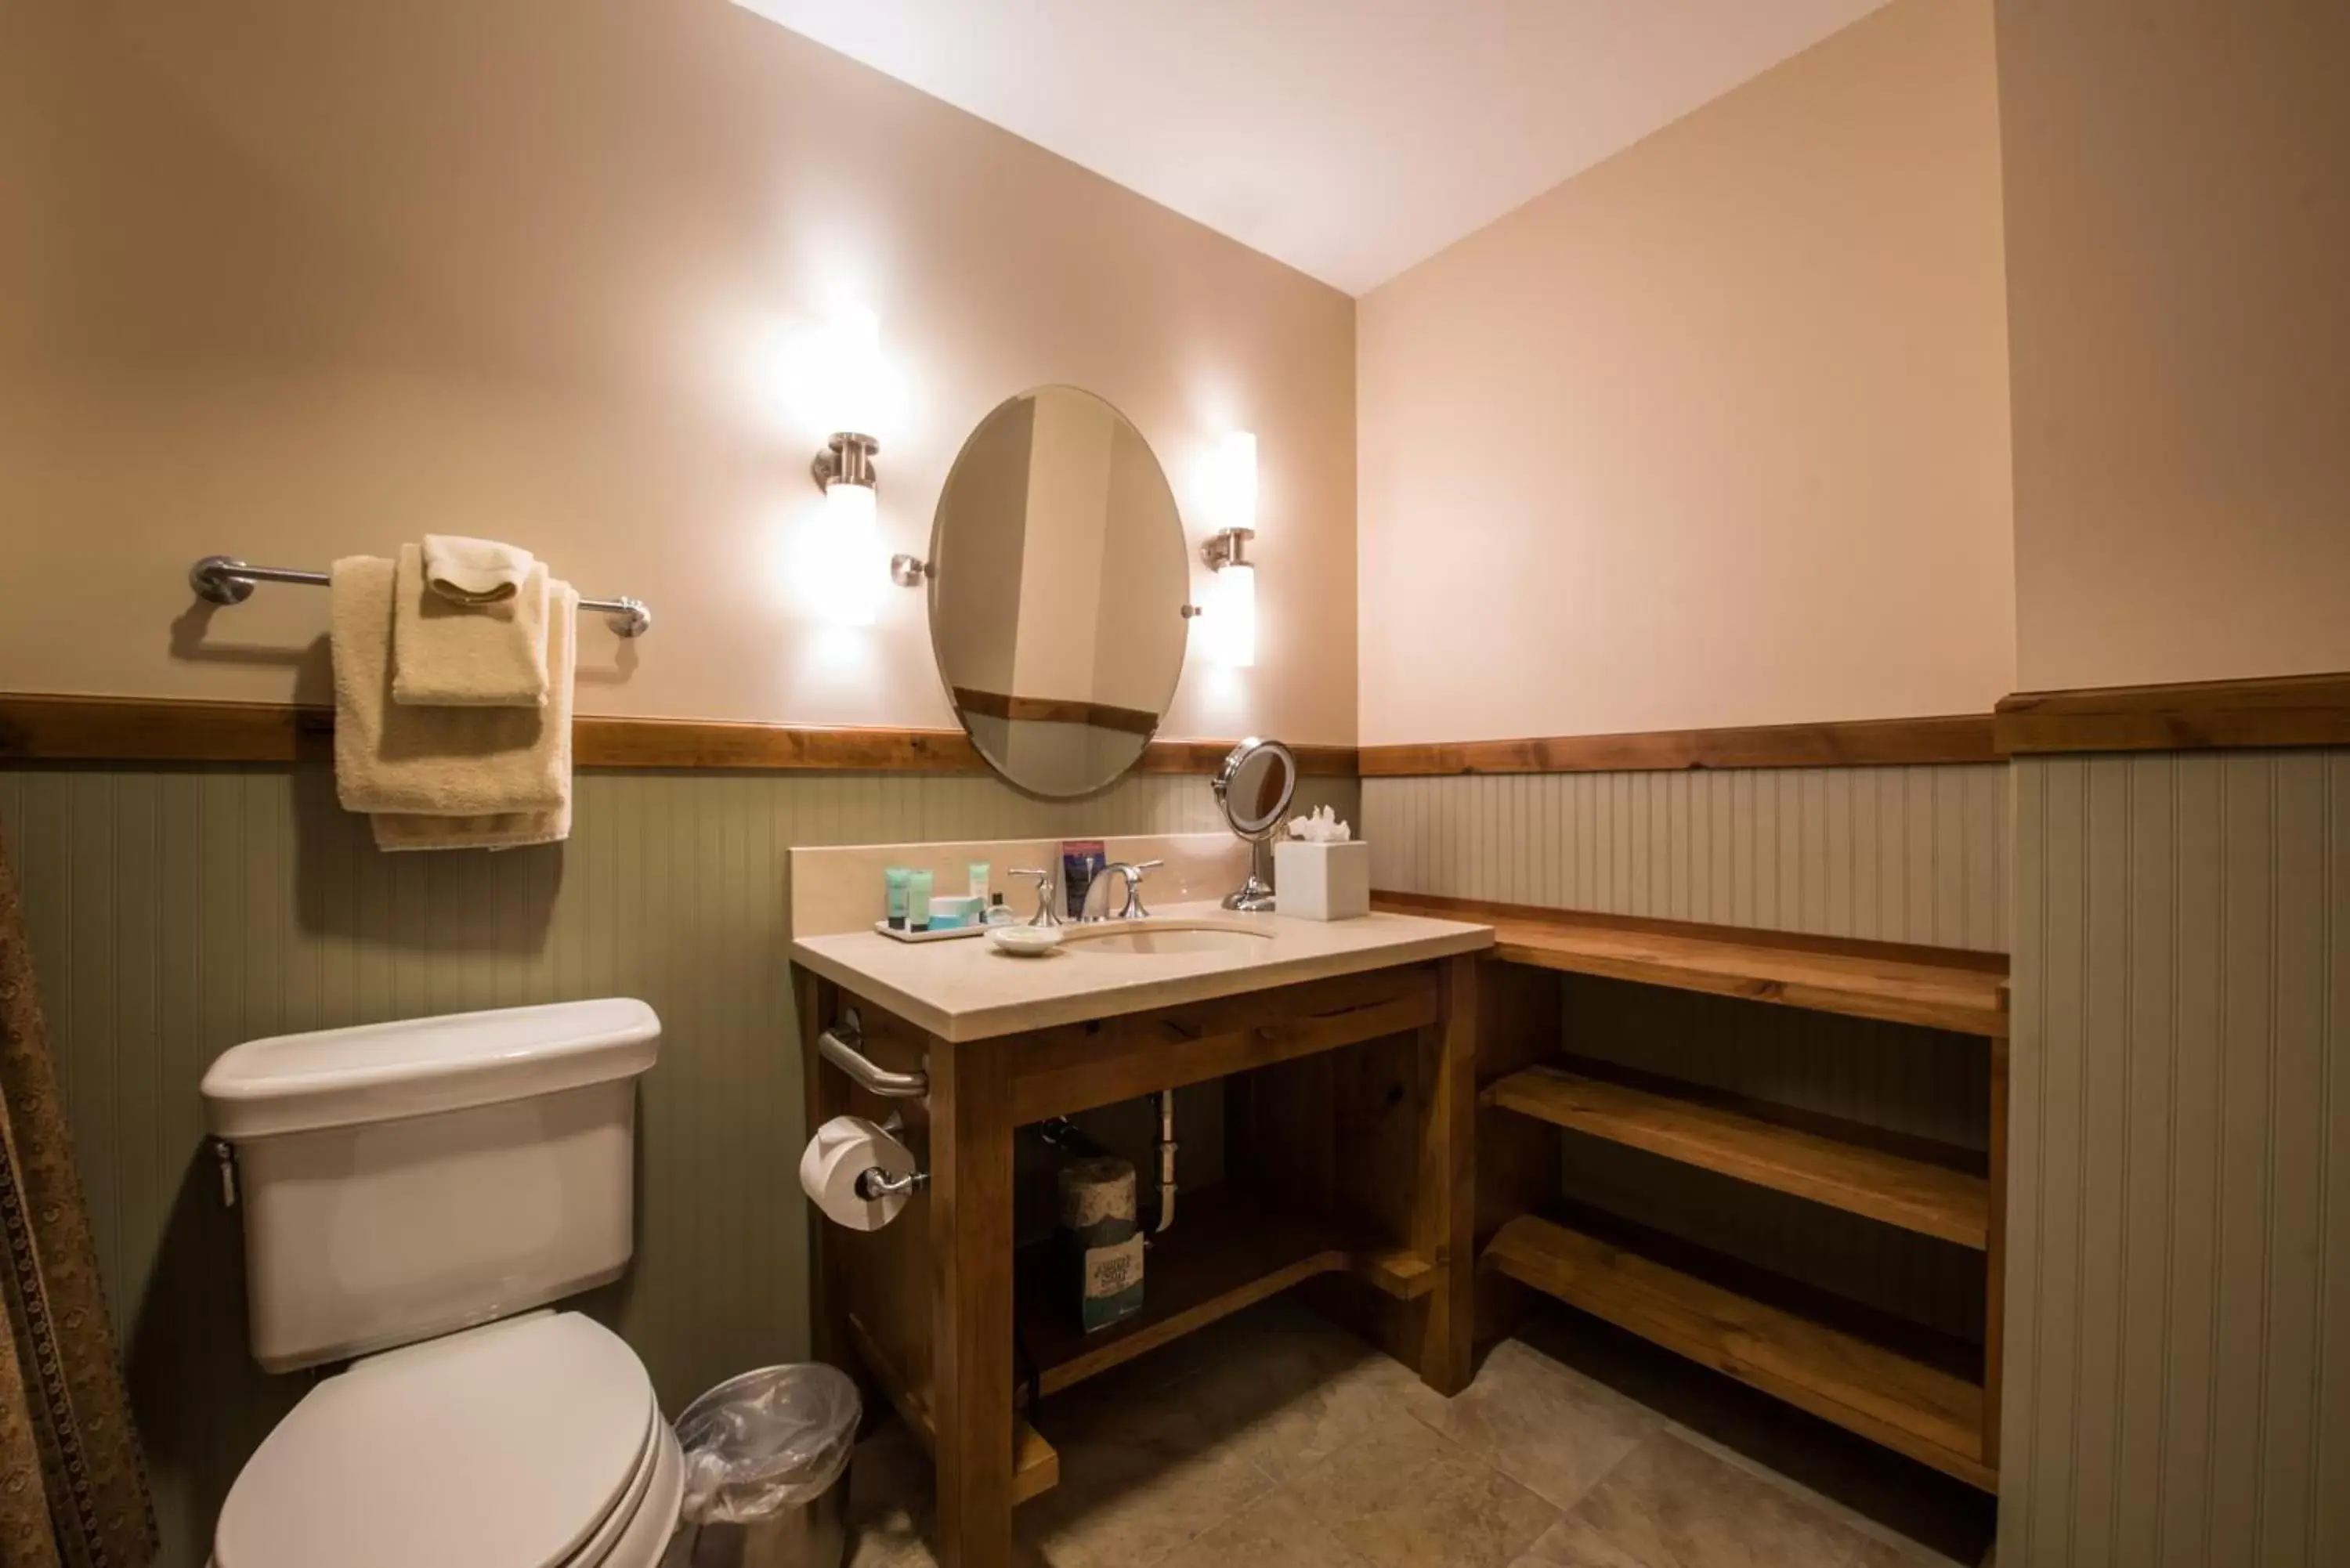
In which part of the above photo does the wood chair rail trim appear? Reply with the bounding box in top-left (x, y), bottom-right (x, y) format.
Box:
top-left (0, 693), bottom-right (1355, 775)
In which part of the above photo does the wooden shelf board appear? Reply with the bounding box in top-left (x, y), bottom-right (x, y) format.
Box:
top-left (847, 1310), bottom-right (1060, 1504)
top-left (1484, 1066), bottom-right (1989, 1249)
top-left (1484, 1214), bottom-right (1993, 1491)
top-left (1374, 894), bottom-right (2009, 1038)
top-left (1018, 1189), bottom-right (1430, 1399)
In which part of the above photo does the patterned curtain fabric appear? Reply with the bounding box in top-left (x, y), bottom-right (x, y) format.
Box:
top-left (0, 829), bottom-right (157, 1568)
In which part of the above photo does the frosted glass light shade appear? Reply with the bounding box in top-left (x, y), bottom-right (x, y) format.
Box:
top-left (1200, 559), bottom-right (1256, 667)
top-left (1206, 431), bottom-right (1258, 534)
top-left (819, 307), bottom-right (884, 437)
top-left (803, 481), bottom-right (884, 627)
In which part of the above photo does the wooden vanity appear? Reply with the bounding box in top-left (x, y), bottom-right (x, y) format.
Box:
top-left (788, 836), bottom-right (1491, 1568)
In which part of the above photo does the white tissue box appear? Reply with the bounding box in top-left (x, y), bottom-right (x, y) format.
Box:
top-left (1274, 840), bottom-right (1370, 921)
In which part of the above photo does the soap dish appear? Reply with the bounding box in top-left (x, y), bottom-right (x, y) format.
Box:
top-left (873, 921), bottom-right (987, 944)
top-left (988, 924), bottom-right (1065, 957)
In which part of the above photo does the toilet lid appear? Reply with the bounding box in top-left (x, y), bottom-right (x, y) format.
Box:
top-left (216, 1312), bottom-right (659, 1568)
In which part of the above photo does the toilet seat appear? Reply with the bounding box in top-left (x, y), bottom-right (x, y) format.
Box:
top-left (215, 1311), bottom-right (678, 1568)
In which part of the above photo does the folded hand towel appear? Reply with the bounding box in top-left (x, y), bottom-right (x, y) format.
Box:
top-left (391, 543), bottom-right (551, 708)
top-left (331, 556), bottom-right (577, 818)
top-left (423, 534), bottom-right (536, 605)
top-left (367, 594), bottom-right (577, 851)
top-left (371, 799), bottom-right (572, 852)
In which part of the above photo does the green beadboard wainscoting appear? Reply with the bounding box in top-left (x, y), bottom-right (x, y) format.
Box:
top-left (2001, 749), bottom-right (2350, 1567)
top-left (0, 761), bottom-right (1358, 1568)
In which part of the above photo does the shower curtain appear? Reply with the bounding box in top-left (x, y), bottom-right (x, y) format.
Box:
top-left (0, 828), bottom-right (155, 1568)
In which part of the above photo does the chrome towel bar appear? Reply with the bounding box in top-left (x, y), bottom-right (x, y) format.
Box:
top-left (816, 1009), bottom-right (929, 1099)
top-left (189, 555), bottom-right (653, 637)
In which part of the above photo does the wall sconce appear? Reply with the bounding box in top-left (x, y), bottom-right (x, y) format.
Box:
top-left (1197, 526), bottom-right (1257, 667)
top-left (801, 309), bottom-right (886, 626)
top-left (1192, 431), bottom-right (1260, 667)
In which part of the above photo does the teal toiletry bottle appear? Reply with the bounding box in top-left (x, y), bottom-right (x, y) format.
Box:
top-left (884, 867), bottom-right (911, 930)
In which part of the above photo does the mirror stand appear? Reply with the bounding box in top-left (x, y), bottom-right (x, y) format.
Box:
top-left (1212, 737), bottom-right (1297, 912)
top-left (1225, 840), bottom-right (1278, 912)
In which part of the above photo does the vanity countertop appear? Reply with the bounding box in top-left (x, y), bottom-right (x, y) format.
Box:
top-left (790, 901), bottom-right (1493, 1042)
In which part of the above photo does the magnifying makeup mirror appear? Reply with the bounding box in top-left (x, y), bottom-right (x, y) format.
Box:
top-left (1212, 737), bottom-right (1296, 912)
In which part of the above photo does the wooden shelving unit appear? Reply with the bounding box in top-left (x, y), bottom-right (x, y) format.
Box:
top-left (1375, 894), bottom-right (2009, 1037)
top-left (1484, 1214), bottom-right (1993, 1490)
top-left (1015, 1187), bottom-right (1436, 1402)
top-left (1377, 893), bottom-right (2011, 1494)
top-left (846, 1311), bottom-right (1062, 1503)
top-left (1483, 1064), bottom-right (1989, 1249)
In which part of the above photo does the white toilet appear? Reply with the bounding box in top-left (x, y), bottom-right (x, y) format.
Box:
top-left (199, 998), bottom-right (682, 1568)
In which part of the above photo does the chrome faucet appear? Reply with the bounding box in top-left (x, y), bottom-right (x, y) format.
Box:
top-left (1083, 859), bottom-right (1163, 922)
top-left (1007, 867), bottom-right (1061, 926)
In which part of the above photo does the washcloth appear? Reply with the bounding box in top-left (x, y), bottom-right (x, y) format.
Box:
top-left (331, 555), bottom-right (575, 818)
top-left (391, 543), bottom-right (551, 708)
top-left (423, 533), bottom-right (536, 605)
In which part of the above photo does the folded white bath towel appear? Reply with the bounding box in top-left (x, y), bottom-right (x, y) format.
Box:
top-left (331, 556), bottom-right (576, 828)
top-left (392, 543), bottom-right (551, 708)
top-left (423, 533), bottom-right (536, 605)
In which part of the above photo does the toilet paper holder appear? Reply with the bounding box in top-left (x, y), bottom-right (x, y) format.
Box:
top-left (855, 1110), bottom-right (927, 1199)
top-left (857, 1164), bottom-right (927, 1201)
top-left (817, 1009), bottom-right (930, 1100)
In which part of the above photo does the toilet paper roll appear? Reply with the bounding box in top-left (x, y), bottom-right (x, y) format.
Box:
top-left (798, 1115), bottom-right (919, 1232)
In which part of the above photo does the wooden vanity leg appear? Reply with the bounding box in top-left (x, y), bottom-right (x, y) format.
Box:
top-left (1413, 953), bottom-right (1479, 1396)
top-left (928, 1033), bottom-right (1017, 1568)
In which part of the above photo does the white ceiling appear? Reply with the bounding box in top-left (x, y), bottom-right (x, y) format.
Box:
top-left (734, 0), bottom-right (1894, 295)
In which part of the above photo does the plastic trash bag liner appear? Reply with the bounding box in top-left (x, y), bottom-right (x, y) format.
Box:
top-left (677, 1364), bottom-right (862, 1523)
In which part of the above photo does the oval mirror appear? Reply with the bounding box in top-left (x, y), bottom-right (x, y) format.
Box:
top-left (1212, 736), bottom-right (1295, 911)
top-left (927, 387), bottom-right (1190, 797)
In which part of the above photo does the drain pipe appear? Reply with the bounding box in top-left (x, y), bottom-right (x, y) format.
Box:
top-left (1151, 1090), bottom-right (1177, 1234)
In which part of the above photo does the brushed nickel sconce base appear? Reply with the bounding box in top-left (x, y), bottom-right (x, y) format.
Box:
top-left (890, 554), bottom-right (931, 587)
top-left (1202, 526), bottom-right (1255, 571)
top-left (811, 432), bottom-right (880, 492)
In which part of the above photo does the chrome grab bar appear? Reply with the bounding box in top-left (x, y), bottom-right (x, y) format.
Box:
top-left (816, 1008), bottom-right (929, 1099)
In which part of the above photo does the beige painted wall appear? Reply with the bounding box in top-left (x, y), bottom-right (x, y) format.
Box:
top-left (1998, 0), bottom-right (2350, 692)
top-left (0, 0), bottom-right (1357, 743)
top-left (1356, 0), bottom-right (2013, 744)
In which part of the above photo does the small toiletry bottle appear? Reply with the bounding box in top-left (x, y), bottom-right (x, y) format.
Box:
top-left (906, 869), bottom-right (935, 931)
top-left (984, 893), bottom-right (1016, 927)
top-left (884, 867), bottom-right (911, 930)
top-left (969, 861), bottom-right (990, 901)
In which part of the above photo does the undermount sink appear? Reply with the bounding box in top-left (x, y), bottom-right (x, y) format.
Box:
top-left (1065, 923), bottom-right (1273, 956)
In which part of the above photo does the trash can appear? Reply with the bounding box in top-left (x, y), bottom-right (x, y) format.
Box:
top-left (671, 1363), bottom-right (861, 1568)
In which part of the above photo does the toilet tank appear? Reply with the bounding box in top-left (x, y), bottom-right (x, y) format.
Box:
top-left (201, 999), bottom-right (660, 1372)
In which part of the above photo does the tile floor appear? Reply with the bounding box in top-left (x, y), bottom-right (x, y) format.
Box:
top-left (843, 1297), bottom-right (1990, 1568)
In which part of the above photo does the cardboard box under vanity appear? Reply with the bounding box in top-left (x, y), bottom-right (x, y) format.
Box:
top-left (1273, 840), bottom-right (1371, 921)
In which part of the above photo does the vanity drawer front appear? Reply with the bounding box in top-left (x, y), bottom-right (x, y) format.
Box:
top-left (1006, 963), bottom-right (1444, 1122)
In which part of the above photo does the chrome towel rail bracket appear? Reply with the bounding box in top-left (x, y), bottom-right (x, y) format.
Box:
top-left (189, 555), bottom-right (653, 638)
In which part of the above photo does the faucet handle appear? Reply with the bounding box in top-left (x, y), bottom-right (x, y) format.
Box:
top-left (1007, 868), bottom-right (1061, 926)
top-left (1120, 860), bottom-right (1164, 919)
